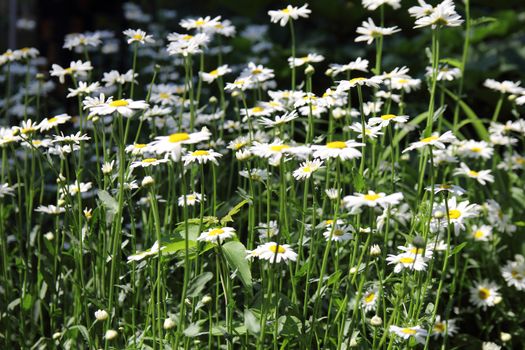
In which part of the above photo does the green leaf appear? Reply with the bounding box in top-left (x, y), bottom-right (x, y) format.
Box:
top-left (221, 241), bottom-right (252, 289)
top-left (244, 309), bottom-right (260, 335)
top-left (187, 272), bottom-right (213, 298)
top-left (22, 294), bottom-right (33, 311)
top-left (69, 325), bottom-right (91, 344)
top-left (97, 190), bottom-right (118, 215)
top-left (184, 323), bottom-right (201, 337)
top-left (451, 242), bottom-right (468, 256)
top-left (162, 239), bottom-right (197, 255)
top-left (439, 58), bottom-right (462, 68)
top-left (277, 315), bottom-right (301, 336)
top-left (221, 199), bottom-right (250, 226)
top-left (443, 88), bottom-right (489, 140)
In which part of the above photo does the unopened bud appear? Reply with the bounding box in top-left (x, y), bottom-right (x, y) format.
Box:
top-left (163, 318), bottom-right (176, 330)
top-left (95, 309), bottom-right (109, 321)
top-left (104, 329), bottom-right (118, 340)
top-left (370, 315), bottom-right (382, 326)
top-left (305, 64), bottom-right (315, 76)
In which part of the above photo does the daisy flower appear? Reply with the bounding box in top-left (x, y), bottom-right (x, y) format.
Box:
top-left (102, 69), bottom-right (137, 87)
top-left (268, 4), bottom-right (311, 27)
top-left (225, 77), bottom-right (253, 92)
top-left (180, 16), bottom-right (222, 31)
top-left (482, 343), bottom-right (501, 350)
top-left (408, 0), bottom-right (434, 19)
top-left (38, 114), bottom-right (71, 131)
top-left (349, 122), bottom-right (383, 139)
top-left (250, 141), bottom-right (295, 165)
top-left (288, 53), bottom-right (324, 68)
top-left (127, 241), bottom-right (165, 262)
top-left (470, 225), bottom-right (492, 242)
top-left (182, 149), bottom-right (222, 166)
top-left (90, 98), bottom-right (148, 117)
top-left (311, 140), bottom-right (364, 160)
top-left (199, 65), bottom-right (231, 83)
top-left (252, 242), bottom-right (297, 263)
top-left (368, 114), bottom-right (409, 128)
top-left (66, 81), bottom-right (100, 98)
top-left (240, 62), bottom-right (275, 83)
top-left (177, 192), bottom-right (205, 207)
top-left (432, 197), bottom-right (480, 234)
top-left (343, 190), bottom-right (404, 210)
top-left (258, 110), bottom-right (299, 128)
top-left (166, 32), bottom-right (210, 56)
top-left (336, 76), bottom-right (383, 92)
top-left (501, 255), bottom-right (525, 291)
top-left (323, 224), bottom-right (353, 242)
top-left (484, 79), bottom-right (521, 94)
top-left (197, 227), bottom-right (236, 244)
top-left (62, 181), bottom-right (92, 197)
top-left (457, 140), bottom-right (494, 159)
top-left (361, 288), bottom-right (379, 312)
top-left (469, 280), bottom-right (500, 310)
top-left (130, 157), bottom-right (169, 169)
top-left (50, 60), bottom-right (92, 84)
top-left (426, 183), bottom-right (466, 196)
top-left (389, 325), bottom-right (428, 344)
top-left (34, 205), bottom-right (66, 215)
top-left (125, 143), bottom-right (150, 155)
top-left (414, 0), bottom-right (464, 29)
top-left (362, 0), bottom-right (401, 11)
top-left (386, 252), bottom-right (427, 273)
top-left (403, 130), bottom-right (457, 152)
top-left (257, 220), bottom-right (280, 240)
top-left (0, 183), bottom-right (15, 198)
top-left (292, 159), bottom-right (324, 180)
top-left (330, 57), bottom-right (369, 76)
top-left (355, 18), bottom-right (401, 45)
top-left (426, 65), bottom-right (461, 81)
top-left (453, 163), bottom-right (494, 185)
top-left (432, 316), bottom-right (458, 339)
top-left (123, 29), bottom-right (154, 44)
top-left (149, 128), bottom-right (211, 156)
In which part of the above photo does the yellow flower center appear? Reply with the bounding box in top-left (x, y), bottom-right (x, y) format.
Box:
top-left (409, 247), bottom-right (424, 255)
top-left (208, 228), bottom-right (224, 236)
top-left (399, 257), bottom-right (415, 264)
top-left (473, 230), bottom-right (485, 239)
top-left (333, 229), bottom-right (344, 236)
top-left (326, 141), bottom-right (347, 149)
top-left (511, 270), bottom-right (523, 280)
top-left (350, 77), bottom-right (366, 84)
top-left (251, 106), bottom-right (264, 113)
top-left (401, 328), bottom-right (417, 335)
top-left (142, 158), bottom-right (157, 163)
top-left (364, 194), bottom-right (381, 201)
top-left (270, 144), bottom-right (290, 152)
top-left (252, 68), bottom-right (262, 75)
top-left (325, 220), bottom-right (334, 225)
top-left (168, 132), bottom-right (190, 143)
top-left (269, 244), bottom-right (285, 254)
top-left (434, 323), bottom-right (445, 333)
top-left (468, 170), bottom-right (479, 177)
top-left (159, 92), bottom-right (170, 99)
top-left (64, 67), bottom-right (74, 74)
top-left (134, 143), bottom-right (146, 148)
top-left (281, 8), bottom-right (290, 14)
top-left (397, 78), bottom-right (408, 84)
top-left (302, 166), bottom-right (312, 173)
top-left (470, 147), bottom-right (482, 153)
top-left (440, 184), bottom-right (451, 189)
top-left (182, 35), bottom-right (193, 41)
top-left (192, 150), bottom-right (210, 156)
top-left (132, 34), bottom-right (144, 40)
top-left (109, 99), bottom-right (129, 107)
top-left (195, 19), bottom-right (205, 26)
top-left (448, 209), bottom-right (461, 219)
top-left (48, 117), bottom-right (58, 123)
top-left (364, 292), bottom-right (375, 303)
top-left (421, 135), bottom-right (439, 143)
top-left (478, 287), bottom-right (490, 300)
top-left (209, 69), bottom-right (219, 76)
top-left (381, 114), bottom-right (396, 120)
top-left (187, 195), bottom-right (195, 201)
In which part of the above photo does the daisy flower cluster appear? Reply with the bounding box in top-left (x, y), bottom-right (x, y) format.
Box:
top-left (0, 1), bottom-right (524, 349)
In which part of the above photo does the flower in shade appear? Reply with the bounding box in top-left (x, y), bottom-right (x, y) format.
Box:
top-left (355, 18), bottom-right (401, 45)
top-left (389, 325), bottom-right (428, 344)
top-left (200, 65), bottom-right (231, 83)
top-left (453, 163), bottom-right (494, 185)
top-left (501, 255), bottom-right (525, 291)
top-left (469, 280), bottom-right (500, 310)
top-left (403, 131), bottom-right (456, 152)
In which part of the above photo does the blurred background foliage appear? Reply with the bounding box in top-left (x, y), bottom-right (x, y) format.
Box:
top-left (2, 0), bottom-right (525, 132)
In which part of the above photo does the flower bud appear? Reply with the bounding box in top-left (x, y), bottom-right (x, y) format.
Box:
top-left (370, 244), bottom-right (381, 257)
top-left (412, 235), bottom-right (426, 249)
top-left (209, 96), bottom-right (218, 104)
top-left (94, 309), bottom-right (109, 321)
top-left (370, 315), bottom-right (382, 326)
top-left (201, 295), bottom-right (212, 304)
top-left (500, 332), bottom-right (511, 342)
top-left (305, 64), bottom-right (315, 76)
top-left (44, 232), bottom-right (54, 241)
top-left (142, 176), bottom-right (155, 187)
top-left (104, 329), bottom-right (118, 340)
top-left (163, 318), bottom-right (176, 330)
